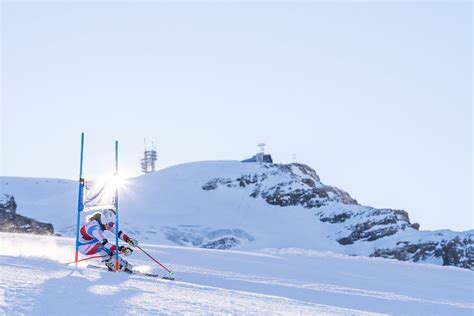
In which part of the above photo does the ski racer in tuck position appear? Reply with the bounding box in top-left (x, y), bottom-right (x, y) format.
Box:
top-left (78, 209), bottom-right (138, 272)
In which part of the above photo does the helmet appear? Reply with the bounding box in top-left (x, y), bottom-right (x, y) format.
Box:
top-left (100, 209), bottom-right (116, 228)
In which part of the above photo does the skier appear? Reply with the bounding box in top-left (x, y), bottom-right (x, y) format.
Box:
top-left (77, 208), bottom-right (138, 272)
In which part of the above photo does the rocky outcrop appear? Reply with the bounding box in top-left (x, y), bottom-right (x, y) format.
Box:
top-left (202, 163), bottom-right (357, 208)
top-left (371, 234), bottom-right (474, 270)
top-left (0, 194), bottom-right (54, 235)
top-left (318, 207), bottom-right (417, 244)
top-left (201, 237), bottom-right (240, 250)
top-left (0, 194), bottom-right (17, 214)
top-left (316, 204), bottom-right (474, 270)
top-left (202, 175), bottom-right (262, 191)
top-left (200, 162), bottom-right (473, 270)
top-left (162, 225), bottom-right (254, 249)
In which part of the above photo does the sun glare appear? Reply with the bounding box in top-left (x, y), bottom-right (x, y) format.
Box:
top-left (107, 175), bottom-right (126, 190)
top-left (96, 174), bottom-right (127, 191)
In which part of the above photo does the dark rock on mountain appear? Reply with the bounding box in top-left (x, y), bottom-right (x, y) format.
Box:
top-left (318, 207), bottom-right (413, 244)
top-left (0, 194), bottom-right (54, 235)
top-left (372, 234), bottom-right (474, 270)
top-left (200, 162), bottom-right (473, 270)
top-left (0, 194), bottom-right (17, 214)
top-left (201, 237), bottom-right (240, 250)
top-left (319, 212), bottom-right (352, 224)
top-left (203, 163), bottom-right (357, 208)
top-left (162, 225), bottom-right (254, 249)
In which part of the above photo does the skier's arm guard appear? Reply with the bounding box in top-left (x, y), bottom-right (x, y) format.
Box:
top-left (118, 230), bottom-right (138, 247)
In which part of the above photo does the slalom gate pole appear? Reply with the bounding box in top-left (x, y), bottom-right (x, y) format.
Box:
top-left (137, 245), bottom-right (173, 274)
top-left (114, 140), bottom-right (119, 272)
top-left (74, 132), bottom-right (85, 267)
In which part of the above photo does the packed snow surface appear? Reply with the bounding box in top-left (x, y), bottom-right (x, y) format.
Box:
top-left (1, 233), bottom-right (473, 315)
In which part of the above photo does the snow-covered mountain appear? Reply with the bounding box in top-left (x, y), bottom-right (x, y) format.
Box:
top-left (1, 160), bottom-right (472, 270)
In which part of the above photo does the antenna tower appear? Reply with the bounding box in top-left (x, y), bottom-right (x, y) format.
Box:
top-left (257, 143), bottom-right (266, 163)
top-left (141, 138), bottom-right (157, 173)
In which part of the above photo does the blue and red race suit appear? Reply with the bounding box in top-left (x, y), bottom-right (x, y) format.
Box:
top-left (77, 219), bottom-right (131, 256)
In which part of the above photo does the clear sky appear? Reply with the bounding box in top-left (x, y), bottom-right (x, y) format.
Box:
top-left (1, 1), bottom-right (472, 231)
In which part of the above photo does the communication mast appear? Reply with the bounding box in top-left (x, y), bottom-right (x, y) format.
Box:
top-left (241, 142), bottom-right (273, 164)
top-left (256, 143), bottom-right (266, 163)
top-left (141, 138), bottom-right (157, 173)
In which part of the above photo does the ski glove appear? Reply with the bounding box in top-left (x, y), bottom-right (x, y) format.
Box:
top-left (125, 237), bottom-right (138, 247)
top-left (119, 246), bottom-right (133, 256)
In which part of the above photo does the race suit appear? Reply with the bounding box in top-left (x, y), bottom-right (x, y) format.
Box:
top-left (77, 219), bottom-right (131, 257)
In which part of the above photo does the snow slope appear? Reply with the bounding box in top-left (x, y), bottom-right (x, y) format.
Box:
top-left (1, 233), bottom-right (473, 315)
top-left (1, 161), bottom-right (472, 270)
top-left (1, 162), bottom-right (347, 249)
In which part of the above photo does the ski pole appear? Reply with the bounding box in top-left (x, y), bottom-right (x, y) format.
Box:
top-left (67, 254), bottom-right (109, 265)
top-left (137, 245), bottom-right (173, 274)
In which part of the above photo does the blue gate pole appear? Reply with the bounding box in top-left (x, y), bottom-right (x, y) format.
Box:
top-left (114, 140), bottom-right (119, 272)
top-left (75, 132), bottom-right (85, 266)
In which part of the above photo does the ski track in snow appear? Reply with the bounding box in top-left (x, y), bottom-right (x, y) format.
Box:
top-left (0, 257), bottom-right (379, 316)
top-left (171, 264), bottom-right (474, 310)
top-left (0, 233), bottom-right (473, 315)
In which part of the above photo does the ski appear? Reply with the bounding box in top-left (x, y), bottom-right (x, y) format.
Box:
top-left (86, 264), bottom-right (176, 280)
